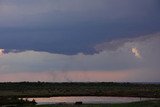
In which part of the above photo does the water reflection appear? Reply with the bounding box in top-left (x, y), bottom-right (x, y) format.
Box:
top-left (28, 97), bottom-right (155, 104)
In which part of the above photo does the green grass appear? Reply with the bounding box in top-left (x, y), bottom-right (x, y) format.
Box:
top-left (30, 100), bottom-right (160, 107)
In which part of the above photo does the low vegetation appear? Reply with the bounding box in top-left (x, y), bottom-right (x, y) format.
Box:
top-left (0, 82), bottom-right (159, 98)
top-left (0, 97), bottom-right (36, 106)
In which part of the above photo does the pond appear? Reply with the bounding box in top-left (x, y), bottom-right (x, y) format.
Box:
top-left (28, 96), bottom-right (155, 104)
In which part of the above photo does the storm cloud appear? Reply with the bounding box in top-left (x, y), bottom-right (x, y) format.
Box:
top-left (0, 0), bottom-right (160, 54)
top-left (0, 33), bottom-right (160, 82)
top-left (0, 0), bottom-right (160, 82)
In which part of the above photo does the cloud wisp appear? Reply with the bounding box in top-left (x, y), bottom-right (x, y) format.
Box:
top-left (131, 47), bottom-right (141, 59)
top-left (0, 49), bottom-right (4, 56)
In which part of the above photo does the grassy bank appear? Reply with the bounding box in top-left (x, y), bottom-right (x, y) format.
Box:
top-left (30, 100), bottom-right (160, 107)
top-left (0, 82), bottom-right (159, 98)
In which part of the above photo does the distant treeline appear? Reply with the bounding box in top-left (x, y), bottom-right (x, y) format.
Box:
top-left (0, 82), bottom-right (159, 98)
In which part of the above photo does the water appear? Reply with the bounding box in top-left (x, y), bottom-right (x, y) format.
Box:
top-left (28, 96), bottom-right (155, 104)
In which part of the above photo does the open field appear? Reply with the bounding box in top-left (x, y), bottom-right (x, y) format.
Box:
top-left (30, 100), bottom-right (160, 107)
top-left (0, 82), bottom-right (160, 98)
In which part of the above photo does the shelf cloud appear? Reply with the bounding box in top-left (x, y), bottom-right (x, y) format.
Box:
top-left (0, 0), bottom-right (160, 54)
top-left (0, 33), bottom-right (159, 82)
top-left (0, 0), bottom-right (160, 82)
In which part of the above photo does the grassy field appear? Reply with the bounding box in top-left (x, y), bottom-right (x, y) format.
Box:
top-left (30, 100), bottom-right (160, 107)
top-left (0, 82), bottom-right (159, 98)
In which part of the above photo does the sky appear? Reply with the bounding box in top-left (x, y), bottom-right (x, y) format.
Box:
top-left (0, 0), bottom-right (160, 82)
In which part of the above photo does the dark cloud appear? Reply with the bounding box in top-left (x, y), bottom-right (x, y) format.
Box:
top-left (0, 0), bottom-right (160, 54)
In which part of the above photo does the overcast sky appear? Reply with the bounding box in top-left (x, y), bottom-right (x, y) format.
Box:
top-left (0, 0), bottom-right (160, 82)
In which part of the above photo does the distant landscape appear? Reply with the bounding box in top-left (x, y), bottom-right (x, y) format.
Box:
top-left (0, 82), bottom-right (159, 98)
top-left (0, 82), bottom-right (160, 106)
